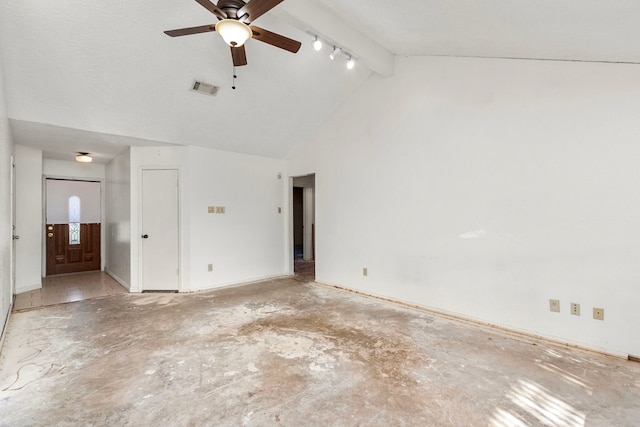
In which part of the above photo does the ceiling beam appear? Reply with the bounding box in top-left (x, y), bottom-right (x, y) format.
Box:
top-left (273, 0), bottom-right (395, 77)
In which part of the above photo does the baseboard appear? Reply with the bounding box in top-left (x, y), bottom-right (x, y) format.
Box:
top-left (104, 269), bottom-right (130, 291)
top-left (313, 281), bottom-right (630, 361)
top-left (15, 283), bottom-right (42, 294)
top-left (0, 304), bottom-right (12, 356)
top-left (187, 274), bottom-right (291, 293)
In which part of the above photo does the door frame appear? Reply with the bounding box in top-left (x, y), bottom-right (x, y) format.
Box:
top-left (42, 175), bottom-right (106, 277)
top-left (137, 166), bottom-right (182, 292)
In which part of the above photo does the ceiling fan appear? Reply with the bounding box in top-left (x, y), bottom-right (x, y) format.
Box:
top-left (164, 0), bottom-right (301, 67)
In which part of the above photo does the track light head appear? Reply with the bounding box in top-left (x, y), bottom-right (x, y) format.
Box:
top-left (329, 46), bottom-right (341, 60)
top-left (346, 55), bottom-right (355, 70)
top-left (312, 36), bottom-right (322, 51)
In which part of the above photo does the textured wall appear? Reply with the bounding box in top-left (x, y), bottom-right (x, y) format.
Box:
top-left (128, 145), bottom-right (286, 292)
top-left (105, 148), bottom-right (131, 288)
top-left (288, 55), bottom-right (640, 357)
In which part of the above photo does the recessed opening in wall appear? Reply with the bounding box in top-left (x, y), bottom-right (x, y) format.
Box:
top-left (291, 174), bottom-right (315, 282)
top-left (45, 178), bottom-right (102, 276)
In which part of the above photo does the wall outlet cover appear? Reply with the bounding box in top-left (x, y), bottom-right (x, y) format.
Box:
top-left (593, 307), bottom-right (604, 320)
top-left (549, 299), bottom-right (560, 312)
top-left (571, 302), bottom-right (580, 316)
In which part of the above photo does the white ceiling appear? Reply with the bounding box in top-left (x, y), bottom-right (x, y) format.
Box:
top-left (316, 0), bottom-right (640, 61)
top-left (2, 0), bottom-right (640, 162)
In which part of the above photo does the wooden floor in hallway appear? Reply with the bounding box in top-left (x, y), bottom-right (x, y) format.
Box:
top-left (1, 277), bottom-right (639, 426)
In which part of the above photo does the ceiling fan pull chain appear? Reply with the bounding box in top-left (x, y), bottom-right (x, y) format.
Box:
top-left (232, 66), bottom-right (237, 90)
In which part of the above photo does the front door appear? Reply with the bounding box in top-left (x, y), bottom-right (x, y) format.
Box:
top-left (140, 169), bottom-right (180, 291)
top-left (46, 223), bottom-right (101, 275)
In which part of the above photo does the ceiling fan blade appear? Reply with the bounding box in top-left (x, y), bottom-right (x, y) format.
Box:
top-left (231, 45), bottom-right (248, 66)
top-left (164, 24), bottom-right (216, 37)
top-left (250, 26), bottom-right (301, 53)
top-left (237, 0), bottom-right (283, 23)
top-left (195, 0), bottom-right (227, 19)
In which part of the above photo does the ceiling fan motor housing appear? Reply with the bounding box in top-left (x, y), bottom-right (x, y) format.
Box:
top-left (217, 0), bottom-right (246, 19)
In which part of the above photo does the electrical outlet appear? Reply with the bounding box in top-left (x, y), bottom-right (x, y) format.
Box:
top-left (208, 206), bottom-right (215, 213)
top-left (593, 307), bottom-right (604, 321)
top-left (207, 264), bottom-right (213, 272)
top-left (363, 267), bottom-right (368, 277)
top-left (571, 303), bottom-right (580, 316)
top-left (549, 299), bottom-right (560, 313)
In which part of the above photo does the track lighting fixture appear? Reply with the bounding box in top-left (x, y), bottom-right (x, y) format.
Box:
top-left (329, 46), bottom-right (341, 60)
top-left (309, 33), bottom-right (358, 71)
top-left (312, 36), bottom-right (322, 51)
top-left (346, 55), bottom-right (355, 70)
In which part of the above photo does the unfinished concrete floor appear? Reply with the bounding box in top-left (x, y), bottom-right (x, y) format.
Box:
top-left (1, 277), bottom-right (639, 426)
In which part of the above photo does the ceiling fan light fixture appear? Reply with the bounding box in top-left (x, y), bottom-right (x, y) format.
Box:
top-left (76, 152), bottom-right (92, 163)
top-left (329, 46), bottom-right (341, 60)
top-left (215, 19), bottom-right (252, 47)
top-left (312, 36), bottom-right (322, 51)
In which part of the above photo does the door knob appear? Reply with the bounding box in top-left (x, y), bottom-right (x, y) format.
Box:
top-left (142, 234), bottom-right (149, 239)
top-left (47, 233), bottom-right (53, 238)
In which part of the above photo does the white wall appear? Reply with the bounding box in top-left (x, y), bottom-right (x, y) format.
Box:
top-left (46, 180), bottom-right (101, 223)
top-left (105, 148), bottom-right (131, 288)
top-left (14, 144), bottom-right (42, 293)
top-left (43, 159), bottom-right (105, 180)
top-left (287, 56), bottom-right (640, 357)
top-left (0, 41), bottom-right (14, 340)
top-left (129, 145), bottom-right (286, 292)
top-left (187, 146), bottom-right (286, 289)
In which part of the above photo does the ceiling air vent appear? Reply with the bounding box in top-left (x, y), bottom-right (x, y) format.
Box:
top-left (191, 80), bottom-right (219, 96)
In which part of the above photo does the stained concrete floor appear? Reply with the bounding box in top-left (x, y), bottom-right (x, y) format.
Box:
top-left (1, 278), bottom-right (639, 426)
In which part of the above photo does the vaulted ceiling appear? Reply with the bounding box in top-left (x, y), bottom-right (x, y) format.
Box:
top-left (2, 0), bottom-right (639, 162)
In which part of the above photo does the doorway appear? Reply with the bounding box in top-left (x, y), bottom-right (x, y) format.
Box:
top-left (140, 168), bottom-right (180, 291)
top-left (45, 179), bottom-right (102, 276)
top-left (292, 174), bottom-right (315, 281)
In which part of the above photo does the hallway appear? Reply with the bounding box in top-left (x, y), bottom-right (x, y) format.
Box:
top-left (1, 277), bottom-right (639, 425)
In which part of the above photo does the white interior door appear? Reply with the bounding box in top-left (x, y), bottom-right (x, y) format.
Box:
top-left (141, 169), bottom-right (180, 291)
